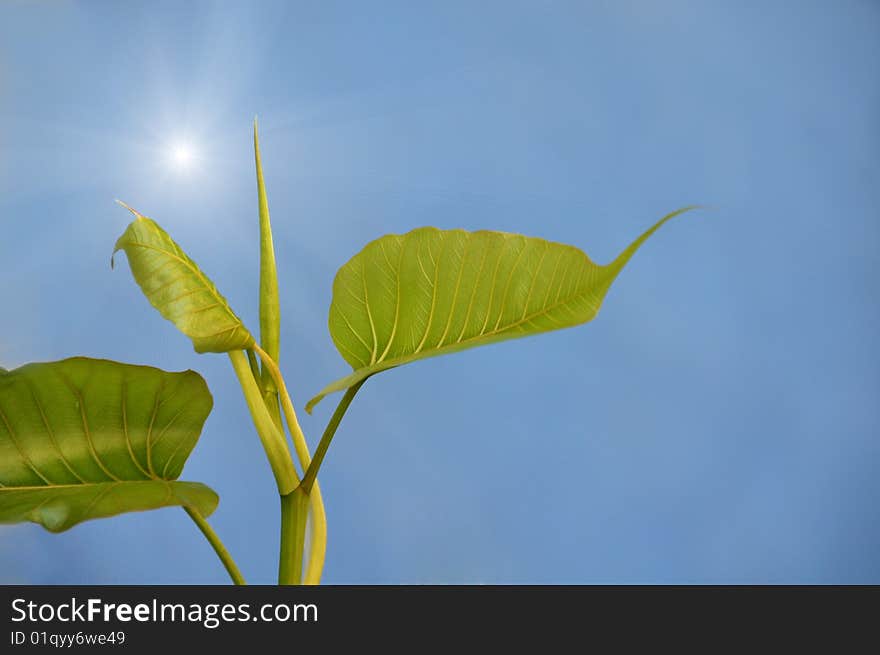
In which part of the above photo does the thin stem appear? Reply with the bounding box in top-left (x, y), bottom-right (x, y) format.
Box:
top-left (301, 381), bottom-right (365, 493)
top-left (184, 506), bottom-right (246, 585)
top-left (253, 343), bottom-right (329, 584)
top-left (228, 350), bottom-right (299, 495)
top-left (252, 344), bottom-right (309, 467)
top-left (263, 390), bottom-right (284, 434)
top-left (278, 489), bottom-right (309, 585)
top-left (302, 484), bottom-right (327, 585)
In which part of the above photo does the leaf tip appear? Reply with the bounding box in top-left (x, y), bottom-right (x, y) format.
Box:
top-left (304, 395), bottom-right (321, 415)
top-left (674, 203), bottom-right (705, 216)
top-left (608, 204), bottom-right (702, 274)
top-left (115, 199), bottom-right (144, 219)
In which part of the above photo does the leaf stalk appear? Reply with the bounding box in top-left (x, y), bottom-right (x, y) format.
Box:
top-left (252, 344), bottom-right (329, 584)
top-left (228, 350), bottom-right (299, 495)
top-left (184, 506), bottom-right (246, 585)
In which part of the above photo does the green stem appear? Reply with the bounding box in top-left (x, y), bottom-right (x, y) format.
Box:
top-left (253, 345), bottom-right (311, 475)
top-left (301, 380), bottom-right (365, 494)
top-left (253, 344), bottom-right (327, 584)
top-left (278, 488), bottom-right (309, 585)
top-left (228, 350), bottom-right (299, 495)
top-left (263, 389), bottom-right (284, 434)
top-left (302, 485), bottom-right (327, 585)
top-left (184, 506), bottom-right (246, 585)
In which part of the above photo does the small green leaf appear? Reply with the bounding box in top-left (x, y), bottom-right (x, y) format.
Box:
top-left (253, 119), bottom-right (283, 430)
top-left (0, 357), bottom-right (218, 532)
top-left (307, 207), bottom-right (695, 412)
top-left (254, 119), bottom-right (281, 372)
top-left (112, 202), bottom-right (255, 353)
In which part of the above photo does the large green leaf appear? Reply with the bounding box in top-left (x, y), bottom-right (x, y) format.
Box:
top-left (112, 202), bottom-right (255, 353)
top-left (307, 208), bottom-right (694, 412)
top-left (0, 357), bottom-right (218, 532)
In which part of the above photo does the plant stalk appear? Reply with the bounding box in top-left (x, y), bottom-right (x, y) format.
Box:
top-left (253, 344), bottom-right (330, 584)
top-left (184, 506), bottom-right (246, 585)
top-left (278, 488), bottom-right (310, 585)
top-left (301, 380), bottom-right (365, 493)
top-left (228, 350), bottom-right (299, 495)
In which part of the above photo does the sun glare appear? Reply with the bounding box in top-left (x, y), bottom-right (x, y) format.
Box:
top-left (167, 142), bottom-right (196, 172)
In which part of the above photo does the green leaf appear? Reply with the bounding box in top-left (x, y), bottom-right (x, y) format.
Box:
top-left (253, 119), bottom-right (283, 430)
top-left (254, 119), bottom-right (281, 372)
top-left (307, 207), bottom-right (695, 412)
top-left (112, 202), bottom-right (255, 353)
top-left (0, 357), bottom-right (218, 532)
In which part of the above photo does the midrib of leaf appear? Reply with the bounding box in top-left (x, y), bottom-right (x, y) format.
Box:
top-left (0, 479), bottom-right (199, 495)
top-left (1, 482), bottom-right (121, 491)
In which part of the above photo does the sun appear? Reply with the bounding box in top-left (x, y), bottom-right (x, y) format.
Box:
top-left (167, 141), bottom-right (196, 172)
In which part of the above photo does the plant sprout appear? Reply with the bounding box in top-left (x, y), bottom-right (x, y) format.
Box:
top-left (0, 120), bottom-right (695, 584)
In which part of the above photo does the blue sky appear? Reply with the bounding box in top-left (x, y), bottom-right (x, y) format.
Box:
top-left (1, 1), bottom-right (878, 583)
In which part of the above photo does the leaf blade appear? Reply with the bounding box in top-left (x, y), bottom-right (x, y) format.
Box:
top-left (0, 357), bottom-right (218, 532)
top-left (307, 208), bottom-right (695, 412)
top-left (254, 119), bottom-right (281, 369)
top-left (112, 203), bottom-right (255, 353)
top-left (253, 119), bottom-right (283, 429)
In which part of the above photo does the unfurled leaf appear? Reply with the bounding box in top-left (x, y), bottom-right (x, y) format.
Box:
top-left (307, 208), bottom-right (694, 412)
top-left (112, 203), bottom-right (255, 353)
top-left (0, 357), bottom-right (217, 532)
